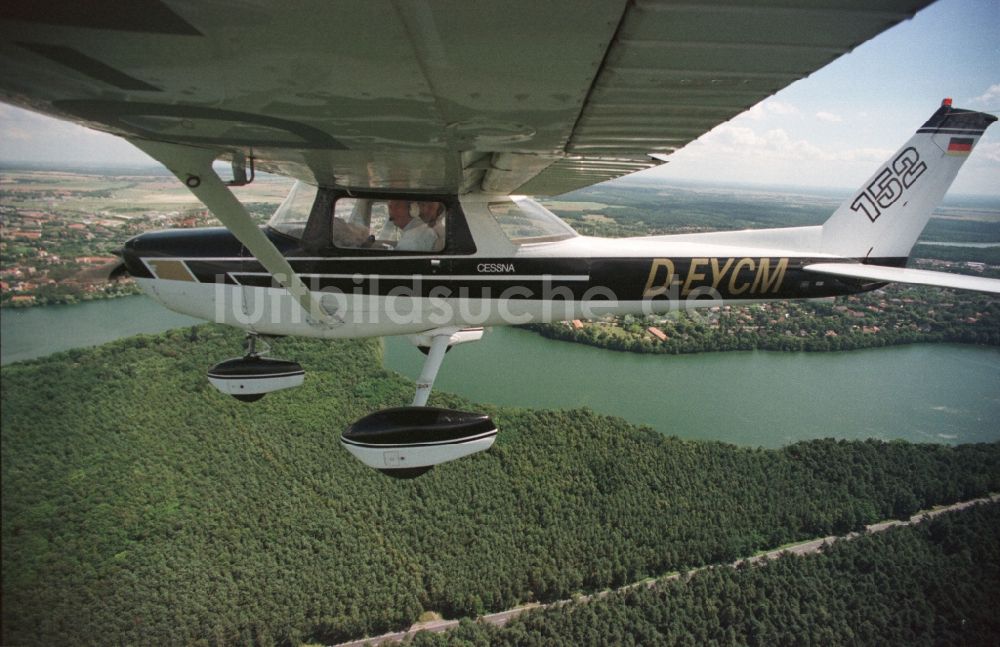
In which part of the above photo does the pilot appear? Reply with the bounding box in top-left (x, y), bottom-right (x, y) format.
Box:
top-left (418, 201), bottom-right (446, 252)
top-left (387, 200), bottom-right (438, 251)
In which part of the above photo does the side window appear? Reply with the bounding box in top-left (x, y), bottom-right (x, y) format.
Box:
top-left (486, 197), bottom-right (576, 245)
top-left (332, 198), bottom-right (447, 253)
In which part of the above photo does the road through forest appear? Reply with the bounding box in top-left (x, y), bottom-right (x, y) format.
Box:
top-left (334, 493), bottom-right (1000, 646)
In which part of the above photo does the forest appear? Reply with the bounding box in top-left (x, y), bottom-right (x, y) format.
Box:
top-left (3, 326), bottom-right (1000, 645)
top-left (408, 502), bottom-right (1000, 646)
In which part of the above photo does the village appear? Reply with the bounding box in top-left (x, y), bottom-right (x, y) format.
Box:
top-left (537, 277), bottom-right (998, 354)
top-left (1, 198), bottom-right (213, 306)
top-left (0, 169), bottom-right (287, 307)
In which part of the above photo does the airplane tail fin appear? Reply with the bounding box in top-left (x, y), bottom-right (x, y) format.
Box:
top-left (820, 99), bottom-right (995, 264)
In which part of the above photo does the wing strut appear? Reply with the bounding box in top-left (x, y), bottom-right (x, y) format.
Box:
top-left (128, 139), bottom-right (337, 327)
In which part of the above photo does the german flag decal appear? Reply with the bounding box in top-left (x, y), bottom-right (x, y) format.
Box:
top-left (946, 137), bottom-right (974, 156)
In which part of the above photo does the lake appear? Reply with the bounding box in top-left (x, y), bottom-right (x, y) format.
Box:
top-left (3, 296), bottom-right (999, 448)
top-left (1, 297), bottom-right (201, 365)
top-left (385, 327), bottom-right (1000, 447)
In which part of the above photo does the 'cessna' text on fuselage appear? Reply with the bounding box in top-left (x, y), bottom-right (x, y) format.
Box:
top-left (643, 257), bottom-right (790, 298)
top-left (477, 263), bottom-right (515, 273)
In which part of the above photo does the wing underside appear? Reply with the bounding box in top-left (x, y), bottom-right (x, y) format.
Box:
top-left (0, 0), bottom-right (932, 194)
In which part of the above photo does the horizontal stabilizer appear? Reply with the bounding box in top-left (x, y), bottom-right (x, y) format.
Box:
top-left (803, 263), bottom-right (1000, 294)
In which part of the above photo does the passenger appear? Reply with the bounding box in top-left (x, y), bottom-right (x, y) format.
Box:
top-left (418, 201), bottom-right (446, 252)
top-left (387, 200), bottom-right (438, 251)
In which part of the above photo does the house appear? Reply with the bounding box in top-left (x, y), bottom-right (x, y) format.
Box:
top-left (647, 326), bottom-right (668, 342)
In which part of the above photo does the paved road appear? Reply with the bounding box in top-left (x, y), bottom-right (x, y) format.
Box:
top-left (334, 493), bottom-right (999, 646)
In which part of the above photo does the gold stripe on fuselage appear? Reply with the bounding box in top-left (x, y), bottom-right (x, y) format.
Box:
top-left (147, 259), bottom-right (197, 282)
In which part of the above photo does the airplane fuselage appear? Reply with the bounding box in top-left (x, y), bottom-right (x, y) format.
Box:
top-left (122, 195), bottom-right (881, 339)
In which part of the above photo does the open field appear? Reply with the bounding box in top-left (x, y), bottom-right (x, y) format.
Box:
top-left (2, 169), bottom-right (293, 219)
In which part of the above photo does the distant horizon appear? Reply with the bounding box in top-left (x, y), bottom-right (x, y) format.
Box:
top-left (3, 160), bottom-right (998, 206)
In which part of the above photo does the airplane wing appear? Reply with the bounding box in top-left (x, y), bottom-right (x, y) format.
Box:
top-left (0, 0), bottom-right (934, 195)
top-left (804, 263), bottom-right (1000, 294)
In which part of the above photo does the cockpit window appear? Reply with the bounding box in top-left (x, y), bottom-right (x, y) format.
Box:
top-left (269, 185), bottom-right (472, 254)
top-left (487, 196), bottom-right (577, 245)
top-left (267, 181), bottom-right (317, 239)
top-left (332, 198), bottom-right (447, 252)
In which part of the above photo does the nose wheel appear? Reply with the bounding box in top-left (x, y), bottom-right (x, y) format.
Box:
top-left (206, 333), bottom-right (304, 402)
top-left (242, 332), bottom-right (268, 359)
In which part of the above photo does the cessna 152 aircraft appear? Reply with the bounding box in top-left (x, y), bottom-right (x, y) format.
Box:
top-left (1, 1), bottom-right (997, 477)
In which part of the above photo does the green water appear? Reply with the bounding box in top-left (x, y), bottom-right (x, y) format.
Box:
top-left (384, 327), bottom-right (1000, 448)
top-left (3, 296), bottom-right (998, 447)
top-left (1, 297), bottom-right (200, 365)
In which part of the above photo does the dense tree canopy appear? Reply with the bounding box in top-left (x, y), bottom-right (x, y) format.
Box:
top-left (3, 326), bottom-right (999, 645)
top-left (410, 503), bottom-right (1000, 646)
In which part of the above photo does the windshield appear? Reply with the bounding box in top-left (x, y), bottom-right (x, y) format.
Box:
top-left (486, 196), bottom-right (577, 245)
top-left (268, 181), bottom-right (318, 239)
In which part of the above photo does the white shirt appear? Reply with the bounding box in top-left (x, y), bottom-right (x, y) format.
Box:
top-left (395, 218), bottom-right (439, 252)
top-left (427, 216), bottom-right (445, 252)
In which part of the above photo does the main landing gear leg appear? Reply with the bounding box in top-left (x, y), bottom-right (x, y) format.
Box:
top-left (412, 333), bottom-right (451, 407)
top-left (340, 327), bottom-right (498, 478)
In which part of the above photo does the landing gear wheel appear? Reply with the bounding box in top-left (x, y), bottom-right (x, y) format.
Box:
top-left (207, 334), bottom-right (304, 402)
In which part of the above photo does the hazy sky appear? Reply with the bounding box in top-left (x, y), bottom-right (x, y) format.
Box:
top-left (646, 0), bottom-right (1000, 195)
top-left (0, 0), bottom-right (997, 195)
